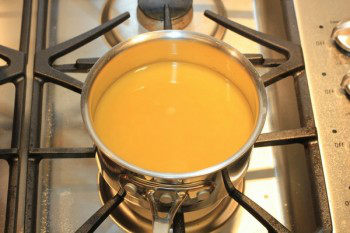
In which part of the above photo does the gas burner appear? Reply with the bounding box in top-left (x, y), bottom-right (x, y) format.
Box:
top-left (137, 0), bottom-right (193, 30)
top-left (98, 174), bottom-right (243, 232)
top-left (101, 0), bottom-right (226, 46)
top-left (138, 0), bottom-right (193, 21)
top-left (137, 4), bottom-right (193, 31)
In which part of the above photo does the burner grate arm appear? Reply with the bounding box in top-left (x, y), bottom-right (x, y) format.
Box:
top-left (34, 12), bottom-right (130, 93)
top-left (75, 188), bottom-right (126, 233)
top-left (255, 127), bottom-right (317, 147)
top-left (222, 169), bottom-right (291, 233)
top-left (204, 10), bottom-right (304, 87)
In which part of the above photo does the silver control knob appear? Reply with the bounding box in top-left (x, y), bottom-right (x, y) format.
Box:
top-left (331, 19), bottom-right (350, 53)
top-left (341, 73), bottom-right (350, 96)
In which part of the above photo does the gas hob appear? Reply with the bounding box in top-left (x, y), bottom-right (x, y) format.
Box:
top-left (0, 0), bottom-right (349, 232)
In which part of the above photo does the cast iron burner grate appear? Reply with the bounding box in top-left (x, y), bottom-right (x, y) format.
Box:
top-left (23, 0), bottom-right (332, 232)
top-left (0, 1), bottom-right (31, 232)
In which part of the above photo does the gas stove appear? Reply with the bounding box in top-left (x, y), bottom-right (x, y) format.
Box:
top-left (0, 0), bottom-right (349, 232)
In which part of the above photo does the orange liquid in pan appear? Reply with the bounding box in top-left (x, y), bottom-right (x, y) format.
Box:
top-left (93, 61), bottom-right (254, 173)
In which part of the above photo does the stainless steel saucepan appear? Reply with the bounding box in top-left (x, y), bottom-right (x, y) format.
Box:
top-left (81, 30), bottom-right (267, 233)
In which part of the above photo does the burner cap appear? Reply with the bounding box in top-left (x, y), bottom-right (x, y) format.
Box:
top-left (101, 0), bottom-right (226, 45)
top-left (138, 0), bottom-right (193, 20)
top-left (137, 6), bottom-right (193, 31)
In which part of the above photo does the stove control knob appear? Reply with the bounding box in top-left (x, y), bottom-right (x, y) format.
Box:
top-left (341, 73), bottom-right (350, 96)
top-left (331, 19), bottom-right (350, 53)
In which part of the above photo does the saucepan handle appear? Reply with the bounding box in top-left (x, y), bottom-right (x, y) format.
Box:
top-left (146, 190), bottom-right (188, 233)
